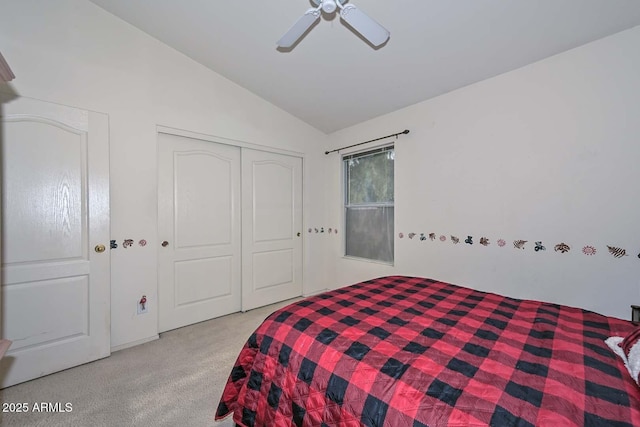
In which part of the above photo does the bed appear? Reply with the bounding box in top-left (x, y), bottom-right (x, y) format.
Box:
top-left (215, 276), bottom-right (640, 426)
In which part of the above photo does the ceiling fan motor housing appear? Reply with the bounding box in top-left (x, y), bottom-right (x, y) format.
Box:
top-left (322, 1), bottom-right (337, 13)
top-left (312, 0), bottom-right (346, 14)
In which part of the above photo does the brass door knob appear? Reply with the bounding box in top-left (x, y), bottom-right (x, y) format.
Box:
top-left (95, 244), bottom-right (106, 253)
top-left (161, 241), bottom-right (169, 247)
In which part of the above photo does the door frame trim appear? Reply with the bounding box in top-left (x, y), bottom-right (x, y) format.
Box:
top-left (155, 125), bottom-right (306, 317)
top-left (157, 125), bottom-right (305, 158)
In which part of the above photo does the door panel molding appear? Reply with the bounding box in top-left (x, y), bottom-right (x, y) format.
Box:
top-left (242, 149), bottom-right (303, 311)
top-left (158, 133), bottom-right (241, 332)
top-left (1, 96), bottom-right (110, 388)
top-left (157, 128), bottom-right (304, 326)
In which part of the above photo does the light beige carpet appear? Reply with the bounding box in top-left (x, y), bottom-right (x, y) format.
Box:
top-left (0, 298), bottom-right (300, 427)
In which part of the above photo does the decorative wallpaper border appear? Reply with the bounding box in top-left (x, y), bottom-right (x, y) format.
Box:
top-left (398, 232), bottom-right (639, 260)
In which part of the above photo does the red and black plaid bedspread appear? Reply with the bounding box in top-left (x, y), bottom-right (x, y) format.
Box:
top-left (216, 276), bottom-right (640, 426)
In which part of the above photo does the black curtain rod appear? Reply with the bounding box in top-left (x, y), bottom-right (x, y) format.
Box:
top-left (324, 129), bottom-right (410, 155)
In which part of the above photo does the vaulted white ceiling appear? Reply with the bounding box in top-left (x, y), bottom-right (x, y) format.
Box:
top-left (88, 0), bottom-right (640, 134)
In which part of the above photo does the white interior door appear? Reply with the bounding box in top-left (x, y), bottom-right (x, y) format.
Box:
top-left (0, 96), bottom-right (110, 388)
top-left (242, 149), bottom-right (303, 311)
top-left (158, 133), bottom-right (241, 332)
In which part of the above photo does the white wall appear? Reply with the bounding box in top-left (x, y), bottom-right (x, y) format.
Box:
top-left (2, 0), bottom-right (638, 353)
top-left (324, 26), bottom-right (640, 320)
top-left (0, 0), bottom-right (328, 349)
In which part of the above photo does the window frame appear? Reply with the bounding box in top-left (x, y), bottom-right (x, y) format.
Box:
top-left (342, 144), bottom-right (395, 265)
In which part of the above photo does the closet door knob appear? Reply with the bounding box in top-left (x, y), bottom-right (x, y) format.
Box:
top-left (161, 241), bottom-right (169, 247)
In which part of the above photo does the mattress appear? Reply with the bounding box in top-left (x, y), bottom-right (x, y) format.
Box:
top-left (216, 276), bottom-right (640, 426)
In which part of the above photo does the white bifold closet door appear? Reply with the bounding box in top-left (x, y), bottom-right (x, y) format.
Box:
top-left (0, 96), bottom-right (110, 388)
top-left (158, 134), bottom-right (242, 333)
top-left (158, 133), bottom-right (302, 333)
top-left (241, 149), bottom-right (302, 311)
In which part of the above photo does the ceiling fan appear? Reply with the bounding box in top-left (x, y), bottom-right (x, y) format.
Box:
top-left (277, 0), bottom-right (390, 48)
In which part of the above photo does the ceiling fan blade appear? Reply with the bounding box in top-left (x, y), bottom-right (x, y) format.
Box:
top-left (339, 4), bottom-right (390, 47)
top-left (277, 8), bottom-right (321, 48)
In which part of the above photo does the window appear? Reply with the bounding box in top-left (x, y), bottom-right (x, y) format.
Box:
top-left (343, 146), bottom-right (394, 263)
